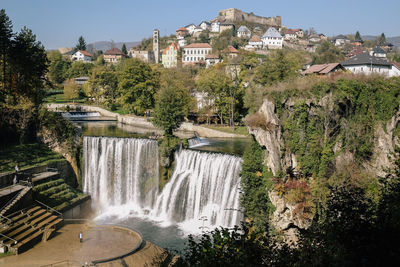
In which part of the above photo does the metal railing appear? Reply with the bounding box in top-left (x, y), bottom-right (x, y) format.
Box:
top-left (35, 200), bottom-right (63, 218)
top-left (0, 214), bottom-right (13, 225)
top-left (0, 231), bottom-right (17, 245)
top-left (0, 189), bottom-right (22, 215)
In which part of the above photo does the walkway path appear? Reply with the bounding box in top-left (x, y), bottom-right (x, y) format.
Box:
top-left (0, 224), bottom-right (146, 267)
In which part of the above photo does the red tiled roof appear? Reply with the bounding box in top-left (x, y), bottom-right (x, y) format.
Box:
top-left (224, 45), bottom-right (238, 53)
top-left (176, 27), bottom-right (188, 32)
top-left (285, 29), bottom-right (296, 35)
top-left (392, 61), bottom-right (400, 70)
top-left (249, 36), bottom-right (262, 42)
top-left (346, 46), bottom-right (364, 57)
top-left (184, 43), bottom-right (212, 49)
top-left (303, 63), bottom-right (342, 75)
top-left (104, 48), bottom-right (124, 56)
top-left (205, 54), bottom-right (219, 59)
top-left (162, 42), bottom-right (179, 55)
top-left (79, 50), bottom-right (92, 57)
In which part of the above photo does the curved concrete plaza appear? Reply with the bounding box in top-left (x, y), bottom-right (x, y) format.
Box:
top-left (0, 223), bottom-right (147, 267)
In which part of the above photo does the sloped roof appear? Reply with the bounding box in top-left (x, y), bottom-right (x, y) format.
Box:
top-left (346, 46), bottom-right (364, 57)
top-left (341, 52), bottom-right (391, 66)
top-left (249, 36), bottom-right (262, 42)
top-left (334, 34), bottom-right (348, 40)
top-left (262, 27), bottom-right (282, 38)
top-left (78, 50), bottom-right (92, 57)
top-left (205, 54), bottom-right (219, 59)
top-left (184, 43), bottom-right (212, 49)
top-left (199, 21), bottom-right (211, 26)
top-left (285, 29), bottom-right (297, 35)
top-left (373, 46), bottom-right (386, 54)
top-left (237, 26), bottom-right (250, 32)
top-left (303, 63), bottom-right (343, 75)
top-left (185, 23), bottom-right (196, 28)
top-left (104, 48), bottom-right (124, 56)
top-left (392, 61), bottom-right (400, 70)
top-left (162, 43), bottom-right (179, 55)
top-left (224, 45), bottom-right (238, 53)
top-left (176, 27), bottom-right (188, 32)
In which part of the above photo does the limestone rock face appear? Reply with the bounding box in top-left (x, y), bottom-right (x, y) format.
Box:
top-left (247, 100), bottom-right (283, 175)
top-left (269, 191), bottom-right (312, 231)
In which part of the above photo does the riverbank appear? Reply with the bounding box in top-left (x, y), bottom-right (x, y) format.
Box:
top-left (45, 103), bottom-right (248, 138)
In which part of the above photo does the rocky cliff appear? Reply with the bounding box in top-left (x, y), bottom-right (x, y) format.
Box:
top-left (246, 77), bottom-right (400, 237)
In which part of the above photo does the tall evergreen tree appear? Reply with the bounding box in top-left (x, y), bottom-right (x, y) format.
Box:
top-left (378, 33), bottom-right (386, 45)
top-left (0, 9), bottom-right (13, 100)
top-left (355, 31), bottom-right (362, 42)
top-left (75, 36), bottom-right (86, 51)
top-left (121, 43), bottom-right (127, 56)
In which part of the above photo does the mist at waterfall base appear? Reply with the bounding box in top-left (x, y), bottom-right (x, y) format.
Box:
top-left (83, 136), bottom-right (243, 250)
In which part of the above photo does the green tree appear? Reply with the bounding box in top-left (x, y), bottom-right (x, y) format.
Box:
top-left (311, 41), bottom-right (345, 64)
top-left (0, 9), bottom-right (13, 100)
top-left (88, 66), bottom-right (118, 106)
top-left (66, 61), bottom-right (93, 78)
top-left (117, 58), bottom-right (159, 115)
top-left (10, 26), bottom-right (48, 105)
top-left (121, 43), bottom-right (127, 56)
top-left (47, 50), bottom-right (71, 85)
top-left (196, 65), bottom-right (236, 125)
top-left (355, 31), bottom-right (362, 42)
top-left (153, 74), bottom-right (192, 136)
top-left (63, 78), bottom-right (79, 100)
top-left (378, 33), bottom-right (386, 45)
top-left (255, 49), bottom-right (303, 86)
top-left (75, 36), bottom-right (86, 51)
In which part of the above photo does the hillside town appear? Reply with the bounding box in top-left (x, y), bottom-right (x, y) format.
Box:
top-left (59, 8), bottom-right (399, 77)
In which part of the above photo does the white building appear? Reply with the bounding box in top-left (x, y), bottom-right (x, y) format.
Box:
top-left (262, 27), bottom-right (283, 49)
top-left (391, 62), bottom-right (400, 77)
top-left (128, 49), bottom-right (155, 63)
top-left (182, 43), bottom-right (212, 65)
top-left (185, 24), bottom-right (196, 35)
top-left (211, 21), bottom-right (220, 33)
top-left (162, 43), bottom-right (179, 68)
top-left (199, 21), bottom-right (211, 31)
top-left (237, 26), bottom-right (251, 38)
top-left (370, 47), bottom-right (387, 58)
top-left (177, 36), bottom-right (187, 47)
top-left (205, 54), bottom-right (222, 68)
top-left (341, 53), bottom-right (399, 77)
top-left (245, 35), bottom-right (263, 50)
top-left (284, 29), bottom-right (297, 40)
top-left (333, 35), bottom-right (350, 46)
top-left (71, 50), bottom-right (92, 62)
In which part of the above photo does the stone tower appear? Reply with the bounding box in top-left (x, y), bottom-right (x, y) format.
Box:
top-left (153, 29), bottom-right (160, 64)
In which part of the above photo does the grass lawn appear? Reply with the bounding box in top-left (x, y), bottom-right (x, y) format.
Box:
top-left (203, 125), bottom-right (249, 136)
top-left (0, 143), bottom-right (64, 173)
top-left (45, 92), bottom-right (86, 104)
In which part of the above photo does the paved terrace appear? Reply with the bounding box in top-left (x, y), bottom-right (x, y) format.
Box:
top-left (0, 223), bottom-right (145, 267)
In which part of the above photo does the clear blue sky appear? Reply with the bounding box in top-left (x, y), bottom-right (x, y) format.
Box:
top-left (2, 0), bottom-right (399, 49)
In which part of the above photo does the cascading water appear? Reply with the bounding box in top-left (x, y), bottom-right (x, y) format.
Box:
top-left (83, 136), bottom-right (243, 233)
top-left (83, 136), bottom-right (159, 212)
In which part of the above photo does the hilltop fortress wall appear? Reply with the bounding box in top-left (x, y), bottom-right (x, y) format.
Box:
top-left (218, 8), bottom-right (281, 27)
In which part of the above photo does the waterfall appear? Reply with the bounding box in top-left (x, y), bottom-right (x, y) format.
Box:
top-left (83, 136), bottom-right (243, 232)
top-left (83, 136), bottom-right (159, 212)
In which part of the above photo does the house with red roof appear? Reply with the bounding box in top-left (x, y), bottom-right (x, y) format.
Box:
top-left (104, 48), bottom-right (126, 63)
top-left (284, 29), bottom-right (298, 40)
top-left (71, 50), bottom-right (92, 62)
top-left (245, 35), bottom-right (263, 50)
top-left (302, 63), bottom-right (345, 75)
top-left (223, 45), bottom-right (239, 59)
top-left (176, 27), bottom-right (189, 38)
top-left (182, 43), bottom-right (212, 65)
top-left (162, 43), bottom-right (179, 68)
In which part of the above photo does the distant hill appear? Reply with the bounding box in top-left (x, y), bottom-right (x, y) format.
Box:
top-left (362, 35), bottom-right (400, 47)
top-left (87, 41), bottom-right (140, 52)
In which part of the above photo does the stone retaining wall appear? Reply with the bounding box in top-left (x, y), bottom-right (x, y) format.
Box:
top-left (46, 103), bottom-right (247, 138)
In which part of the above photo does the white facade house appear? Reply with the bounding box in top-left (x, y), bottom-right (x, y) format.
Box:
top-left (177, 36), bottom-right (187, 47)
top-left (182, 43), bottom-right (212, 65)
top-left (333, 35), bottom-right (350, 46)
top-left (71, 50), bottom-right (92, 62)
top-left (193, 26), bottom-right (203, 34)
top-left (370, 47), bottom-right (387, 58)
top-left (237, 26), bottom-right (251, 38)
top-left (185, 24), bottom-right (196, 35)
top-left (391, 62), bottom-right (400, 77)
top-left (341, 53), bottom-right (399, 77)
top-left (262, 27), bottom-right (283, 49)
top-left (162, 43), bottom-right (179, 68)
top-left (199, 21), bottom-right (211, 31)
top-left (284, 29), bottom-right (297, 40)
top-left (245, 35), bottom-right (263, 50)
top-left (205, 54), bottom-right (222, 68)
top-left (211, 21), bottom-right (220, 33)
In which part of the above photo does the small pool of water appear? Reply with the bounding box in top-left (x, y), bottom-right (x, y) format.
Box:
top-left (75, 120), bottom-right (251, 156)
